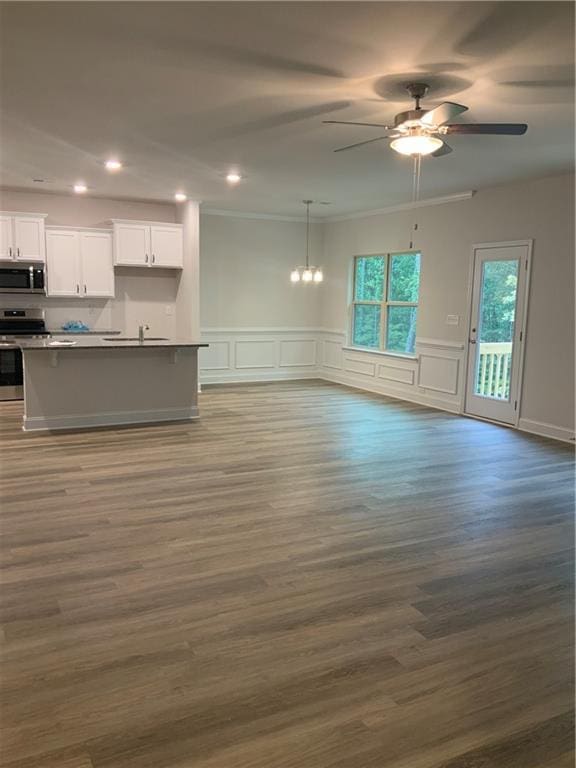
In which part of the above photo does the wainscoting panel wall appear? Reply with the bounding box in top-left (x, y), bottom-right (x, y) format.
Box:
top-left (199, 328), bottom-right (572, 442)
top-left (316, 332), bottom-right (463, 414)
top-left (199, 329), bottom-right (321, 384)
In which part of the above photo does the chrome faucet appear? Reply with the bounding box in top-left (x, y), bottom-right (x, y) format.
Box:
top-left (138, 324), bottom-right (150, 343)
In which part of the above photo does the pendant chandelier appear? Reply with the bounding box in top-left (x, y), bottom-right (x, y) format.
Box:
top-left (290, 200), bottom-right (323, 283)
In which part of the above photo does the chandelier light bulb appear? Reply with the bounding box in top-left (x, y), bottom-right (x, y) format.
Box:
top-left (313, 269), bottom-right (323, 283)
top-left (390, 134), bottom-right (443, 156)
top-left (290, 269), bottom-right (301, 283)
top-left (302, 269), bottom-right (313, 282)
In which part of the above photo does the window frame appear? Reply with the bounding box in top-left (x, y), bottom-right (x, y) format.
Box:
top-left (350, 251), bottom-right (421, 356)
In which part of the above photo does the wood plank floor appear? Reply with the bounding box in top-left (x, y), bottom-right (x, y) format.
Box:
top-left (0, 381), bottom-right (573, 768)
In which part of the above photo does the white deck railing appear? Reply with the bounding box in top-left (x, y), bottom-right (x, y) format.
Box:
top-left (477, 342), bottom-right (513, 399)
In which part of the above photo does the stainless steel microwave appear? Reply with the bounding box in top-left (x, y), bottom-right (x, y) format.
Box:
top-left (0, 265), bottom-right (45, 294)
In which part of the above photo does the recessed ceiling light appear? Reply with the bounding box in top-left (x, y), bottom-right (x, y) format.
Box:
top-left (226, 172), bottom-right (242, 184)
top-left (105, 159), bottom-right (123, 172)
top-left (174, 192), bottom-right (187, 202)
top-left (73, 183), bottom-right (88, 194)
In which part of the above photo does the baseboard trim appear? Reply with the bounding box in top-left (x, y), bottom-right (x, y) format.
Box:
top-left (23, 406), bottom-right (199, 432)
top-left (200, 370), bottom-right (320, 385)
top-left (518, 418), bottom-right (575, 444)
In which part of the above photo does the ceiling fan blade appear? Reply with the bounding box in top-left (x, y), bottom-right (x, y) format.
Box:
top-left (432, 142), bottom-right (453, 157)
top-left (323, 120), bottom-right (394, 130)
top-left (444, 123), bottom-right (528, 135)
top-left (420, 102), bottom-right (469, 127)
top-left (334, 135), bottom-right (391, 153)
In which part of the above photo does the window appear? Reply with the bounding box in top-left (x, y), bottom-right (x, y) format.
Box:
top-left (351, 252), bottom-right (421, 355)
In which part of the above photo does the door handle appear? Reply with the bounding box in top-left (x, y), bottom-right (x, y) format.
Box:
top-left (8, 247), bottom-right (12, 258)
top-left (469, 339), bottom-right (476, 344)
top-left (145, 254), bottom-right (149, 264)
top-left (76, 284), bottom-right (80, 294)
top-left (84, 285), bottom-right (87, 294)
top-left (152, 254), bottom-right (155, 264)
top-left (16, 247), bottom-right (20, 258)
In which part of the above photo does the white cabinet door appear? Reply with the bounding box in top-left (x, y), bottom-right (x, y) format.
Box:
top-left (46, 230), bottom-right (81, 297)
top-left (150, 225), bottom-right (183, 268)
top-left (0, 216), bottom-right (14, 260)
top-left (14, 217), bottom-right (45, 262)
top-left (80, 231), bottom-right (114, 298)
top-left (113, 223), bottom-right (150, 266)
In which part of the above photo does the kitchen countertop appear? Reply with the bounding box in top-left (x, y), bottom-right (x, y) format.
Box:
top-left (18, 338), bottom-right (208, 350)
top-left (48, 330), bottom-right (122, 336)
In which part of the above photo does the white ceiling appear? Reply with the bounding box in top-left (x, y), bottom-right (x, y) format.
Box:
top-left (0, 1), bottom-right (573, 217)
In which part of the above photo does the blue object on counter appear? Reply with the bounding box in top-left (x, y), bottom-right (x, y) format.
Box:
top-left (61, 320), bottom-right (90, 333)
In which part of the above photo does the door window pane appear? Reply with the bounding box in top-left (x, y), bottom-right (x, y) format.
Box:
top-left (389, 253), bottom-right (421, 302)
top-left (474, 259), bottom-right (519, 400)
top-left (353, 304), bottom-right (381, 348)
top-left (354, 256), bottom-right (385, 301)
top-left (386, 306), bottom-right (418, 354)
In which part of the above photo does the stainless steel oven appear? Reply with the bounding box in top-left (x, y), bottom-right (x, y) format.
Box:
top-left (0, 344), bottom-right (23, 400)
top-left (0, 309), bottom-right (48, 400)
top-left (0, 265), bottom-right (45, 294)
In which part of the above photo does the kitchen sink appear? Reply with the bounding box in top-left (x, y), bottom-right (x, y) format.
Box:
top-left (103, 337), bottom-right (169, 341)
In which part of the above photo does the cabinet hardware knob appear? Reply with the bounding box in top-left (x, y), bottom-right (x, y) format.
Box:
top-left (84, 285), bottom-right (87, 294)
top-left (152, 254), bottom-right (155, 264)
top-left (16, 247), bottom-right (20, 258)
top-left (145, 253), bottom-right (149, 263)
top-left (76, 284), bottom-right (80, 294)
top-left (8, 247), bottom-right (12, 258)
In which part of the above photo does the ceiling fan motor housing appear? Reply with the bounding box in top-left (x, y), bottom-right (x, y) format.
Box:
top-left (394, 109), bottom-right (427, 129)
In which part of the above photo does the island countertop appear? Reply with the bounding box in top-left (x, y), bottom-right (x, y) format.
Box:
top-left (18, 338), bottom-right (208, 350)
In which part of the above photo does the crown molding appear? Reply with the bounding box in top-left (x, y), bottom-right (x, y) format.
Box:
top-left (200, 207), bottom-right (323, 223)
top-left (325, 191), bottom-right (475, 222)
top-left (200, 191), bottom-right (475, 224)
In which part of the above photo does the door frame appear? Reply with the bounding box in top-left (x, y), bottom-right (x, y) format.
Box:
top-left (462, 239), bottom-right (533, 427)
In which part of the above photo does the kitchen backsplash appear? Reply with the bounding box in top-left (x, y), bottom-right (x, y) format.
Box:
top-left (0, 294), bottom-right (114, 331)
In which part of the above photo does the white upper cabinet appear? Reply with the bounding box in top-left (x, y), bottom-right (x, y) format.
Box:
top-left (0, 213), bottom-right (47, 262)
top-left (46, 228), bottom-right (114, 299)
top-left (150, 225), bottom-right (183, 268)
top-left (112, 220), bottom-right (183, 269)
top-left (113, 222), bottom-right (150, 266)
top-left (80, 231), bottom-right (114, 297)
top-left (0, 216), bottom-right (14, 260)
top-left (46, 230), bottom-right (81, 297)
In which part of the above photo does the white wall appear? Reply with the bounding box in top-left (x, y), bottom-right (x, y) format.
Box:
top-left (198, 213), bottom-right (325, 382)
top-left (318, 173), bottom-right (575, 440)
top-left (0, 189), bottom-right (180, 336)
top-left (200, 213), bottom-right (323, 328)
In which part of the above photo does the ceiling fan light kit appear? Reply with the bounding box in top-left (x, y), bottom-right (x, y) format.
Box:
top-left (324, 82), bottom-right (528, 157)
top-left (390, 133), bottom-right (444, 156)
top-left (290, 200), bottom-right (323, 285)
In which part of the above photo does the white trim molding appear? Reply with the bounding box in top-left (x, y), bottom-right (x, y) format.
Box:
top-left (23, 406), bottom-right (199, 432)
top-left (326, 191), bottom-right (475, 222)
top-left (199, 191), bottom-right (475, 224)
top-left (518, 418), bottom-right (575, 444)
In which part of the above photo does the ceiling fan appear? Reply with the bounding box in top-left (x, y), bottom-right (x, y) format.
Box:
top-left (323, 83), bottom-right (528, 157)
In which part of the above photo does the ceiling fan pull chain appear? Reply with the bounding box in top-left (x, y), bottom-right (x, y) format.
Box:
top-left (409, 155), bottom-right (422, 249)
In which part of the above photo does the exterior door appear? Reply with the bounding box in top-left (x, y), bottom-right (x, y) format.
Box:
top-left (465, 242), bottom-right (531, 425)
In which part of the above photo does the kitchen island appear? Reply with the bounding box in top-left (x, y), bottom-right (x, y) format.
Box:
top-left (18, 337), bottom-right (208, 432)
